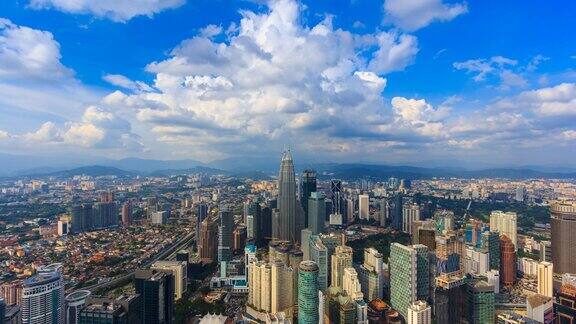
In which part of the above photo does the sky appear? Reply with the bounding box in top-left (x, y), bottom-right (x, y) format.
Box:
top-left (0, 0), bottom-right (576, 167)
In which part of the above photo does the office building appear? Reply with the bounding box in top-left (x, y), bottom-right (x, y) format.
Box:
top-left (277, 149), bottom-right (297, 242)
top-left (331, 245), bottom-right (353, 289)
top-left (434, 210), bottom-right (454, 235)
top-left (0, 281), bottom-right (22, 306)
top-left (300, 170), bottom-right (317, 227)
top-left (0, 299), bottom-right (4, 324)
top-left (134, 270), bottom-right (174, 324)
top-left (500, 235), bottom-right (516, 286)
top-left (57, 216), bottom-right (70, 236)
top-left (93, 201), bottom-right (117, 229)
top-left (407, 300), bottom-right (431, 324)
top-left (121, 202), bottom-right (132, 226)
top-left (196, 203), bottom-right (208, 250)
top-left (467, 280), bottom-right (495, 324)
top-left (218, 207), bottom-right (233, 263)
top-left (486, 270), bottom-right (500, 294)
top-left (481, 231), bottom-right (500, 270)
top-left (537, 261), bottom-right (553, 298)
top-left (403, 202), bottom-right (421, 234)
top-left (151, 261), bottom-right (187, 301)
top-left (298, 261), bottom-right (320, 324)
top-left (198, 218), bottom-right (218, 263)
top-left (66, 290), bottom-right (91, 324)
top-left (464, 246), bottom-right (489, 276)
top-left (358, 248), bottom-right (384, 301)
top-left (389, 243), bottom-right (429, 319)
top-left (309, 236), bottom-right (328, 291)
top-left (551, 201), bottom-right (576, 274)
top-left (325, 287), bottom-right (357, 324)
top-left (490, 211), bottom-right (517, 249)
top-left (308, 192), bottom-right (326, 235)
top-left (247, 260), bottom-right (294, 318)
top-left (392, 194), bottom-right (403, 231)
top-left (79, 294), bottom-right (141, 324)
top-left (330, 180), bottom-right (345, 223)
top-left (21, 264), bottom-right (65, 324)
top-left (358, 194), bottom-right (369, 220)
top-left (233, 225), bottom-right (247, 253)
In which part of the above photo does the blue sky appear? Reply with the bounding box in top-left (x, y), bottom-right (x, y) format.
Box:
top-left (0, 0), bottom-right (575, 167)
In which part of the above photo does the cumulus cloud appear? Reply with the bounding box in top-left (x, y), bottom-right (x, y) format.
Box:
top-left (28, 0), bottom-right (185, 22)
top-left (383, 0), bottom-right (468, 31)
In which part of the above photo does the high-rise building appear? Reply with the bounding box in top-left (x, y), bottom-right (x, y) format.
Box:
top-left (526, 294), bottom-right (553, 324)
top-left (403, 202), bottom-right (421, 234)
top-left (218, 207), bottom-right (233, 263)
top-left (407, 300), bottom-right (431, 324)
top-left (151, 211), bottom-right (168, 225)
top-left (342, 267), bottom-right (363, 301)
top-left (331, 245), bottom-right (353, 289)
top-left (57, 215), bottom-right (71, 236)
top-left (277, 150), bottom-right (297, 242)
top-left (247, 260), bottom-right (294, 317)
top-left (198, 218), bottom-right (218, 263)
top-left (389, 243), bottom-right (429, 319)
top-left (308, 192), bottom-right (326, 235)
top-left (196, 203), bottom-right (208, 250)
top-left (551, 201), bottom-right (576, 275)
top-left (121, 202), bottom-right (132, 226)
top-left (358, 194), bottom-right (369, 220)
top-left (21, 264), bottom-right (65, 324)
top-left (330, 180), bottom-right (345, 223)
top-left (93, 201), bottom-right (117, 229)
top-left (65, 290), bottom-right (91, 324)
top-left (245, 201), bottom-right (261, 243)
top-left (80, 295), bottom-right (142, 324)
top-left (537, 261), bottom-right (553, 298)
top-left (464, 246), bottom-right (489, 276)
top-left (359, 248), bottom-right (384, 301)
top-left (0, 280), bottom-right (22, 306)
top-left (309, 236), bottom-right (328, 291)
top-left (300, 170), bottom-right (317, 228)
top-left (233, 225), bottom-right (247, 253)
top-left (466, 280), bottom-right (495, 324)
top-left (540, 240), bottom-right (552, 263)
top-left (151, 261), bottom-right (187, 301)
top-left (298, 261), bottom-right (320, 324)
top-left (490, 211), bottom-right (517, 249)
top-left (481, 231), bottom-right (500, 270)
top-left (0, 299), bottom-right (4, 324)
top-left (71, 203), bottom-right (93, 234)
top-left (134, 270), bottom-right (174, 324)
top-left (500, 235), bottom-right (516, 286)
top-left (434, 210), bottom-right (454, 235)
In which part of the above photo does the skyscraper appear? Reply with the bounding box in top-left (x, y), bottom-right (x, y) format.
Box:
top-left (218, 207), bottom-right (233, 263)
top-left (537, 261), bottom-right (553, 298)
top-left (389, 243), bottom-right (429, 319)
top-left (198, 218), bottom-right (218, 263)
top-left (359, 248), bottom-right (384, 301)
top-left (551, 201), bottom-right (576, 275)
top-left (151, 261), bottom-right (188, 301)
top-left (196, 203), bottom-right (208, 250)
top-left (500, 235), bottom-right (516, 286)
top-left (342, 267), bottom-right (363, 301)
top-left (358, 194), bottom-right (369, 220)
top-left (331, 245), bottom-right (353, 289)
top-left (134, 269), bottom-right (174, 324)
top-left (300, 169), bottom-right (317, 227)
top-left (403, 202), bottom-right (421, 234)
top-left (298, 261), bottom-right (320, 324)
top-left (466, 280), bottom-right (495, 324)
top-left (121, 202), bottom-right (132, 226)
top-left (308, 192), bottom-right (326, 235)
top-left (330, 180), bottom-right (345, 222)
top-left (277, 149), bottom-right (297, 242)
top-left (71, 203), bottom-right (93, 234)
top-left (21, 264), bottom-right (65, 324)
top-left (65, 290), bottom-right (90, 324)
top-left (309, 236), bottom-right (328, 292)
top-left (490, 211), bottom-right (517, 249)
top-left (481, 231), bottom-right (500, 270)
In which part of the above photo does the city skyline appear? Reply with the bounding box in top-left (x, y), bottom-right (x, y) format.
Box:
top-left (0, 0), bottom-right (576, 166)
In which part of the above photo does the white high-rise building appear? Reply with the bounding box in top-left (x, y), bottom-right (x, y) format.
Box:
top-left (21, 263), bottom-right (65, 324)
top-left (490, 211), bottom-right (517, 249)
top-left (331, 245), bottom-right (353, 289)
top-left (402, 203), bottom-right (421, 234)
top-left (248, 260), bottom-right (294, 316)
top-left (407, 300), bottom-right (432, 324)
top-left (358, 195), bottom-right (369, 220)
top-left (486, 270), bottom-right (500, 294)
top-left (537, 261), bottom-right (553, 298)
top-left (151, 260), bottom-right (188, 300)
top-left (343, 267), bottom-right (363, 301)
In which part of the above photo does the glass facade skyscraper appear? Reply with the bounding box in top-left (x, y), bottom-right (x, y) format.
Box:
top-left (308, 192), bottom-right (325, 235)
top-left (389, 243), bottom-right (429, 319)
top-left (298, 261), bottom-right (320, 324)
top-left (300, 169), bottom-right (317, 227)
top-left (277, 149), bottom-right (297, 242)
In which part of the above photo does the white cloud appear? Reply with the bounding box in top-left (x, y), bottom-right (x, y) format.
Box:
top-left (103, 74), bottom-right (154, 92)
top-left (383, 0), bottom-right (468, 31)
top-left (453, 56), bottom-right (517, 81)
top-left (28, 0), bottom-right (185, 22)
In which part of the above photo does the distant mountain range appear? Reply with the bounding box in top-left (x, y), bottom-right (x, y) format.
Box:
top-left (2, 156), bottom-right (575, 180)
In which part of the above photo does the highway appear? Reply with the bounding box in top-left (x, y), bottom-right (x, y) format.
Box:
top-left (79, 231), bottom-right (195, 293)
